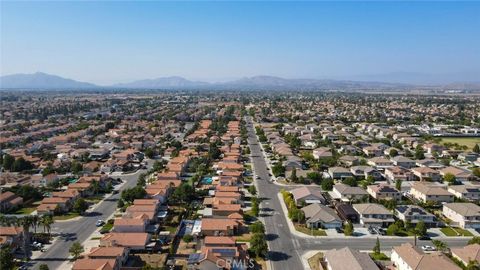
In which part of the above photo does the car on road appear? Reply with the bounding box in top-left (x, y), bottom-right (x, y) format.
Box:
top-left (418, 235), bottom-right (431, 240)
top-left (421, 245), bottom-right (436, 251)
top-left (256, 176), bottom-right (261, 180)
top-left (96, 220), bottom-right (105, 227)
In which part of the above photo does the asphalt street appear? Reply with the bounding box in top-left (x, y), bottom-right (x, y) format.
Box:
top-left (30, 164), bottom-right (152, 270)
top-left (244, 116), bottom-right (471, 270)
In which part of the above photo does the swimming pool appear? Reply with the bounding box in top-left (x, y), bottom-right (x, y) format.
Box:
top-left (201, 176), bottom-right (213, 184)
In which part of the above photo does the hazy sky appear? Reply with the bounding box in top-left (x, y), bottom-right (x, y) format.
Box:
top-left (1, 1), bottom-right (479, 85)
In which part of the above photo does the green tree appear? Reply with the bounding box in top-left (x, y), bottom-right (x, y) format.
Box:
top-left (73, 198), bottom-right (89, 214)
top-left (0, 247), bottom-right (14, 270)
top-left (472, 167), bottom-right (480, 178)
top-left (39, 264), bottom-right (50, 270)
top-left (144, 148), bottom-right (155, 159)
top-left (344, 221), bottom-right (354, 236)
top-left (182, 234), bottom-right (194, 248)
top-left (2, 154), bottom-right (15, 171)
top-left (343, 177), bottom-right (357, 187)
top-left (250, 233), bottom-right (268, 258)
top-left (170, 183), bottom-right (195, 205)
top-left (415, 145), bottom-right (425, 160)
top-left (11, 157), bottom-right (33, 172)
top-left (307, 171), bottom-right (322, 184)
top-left (71, 161), bottom-right (83, 174)
top-left (372, 237), bottom-right (381, 254)
top-left (432, 239), bottom-right (448, 252)
top-left (69, 242), bottom-right (84, 260)
top-left (468, 236), bottom-right (480, 245)
top-left (395, 179), bottom-right (402, 191)
top-left (466, 260), bottom-right (480, 270)
top-left (473, 144), bottom-right (480, 153)
top-left (443, 173), bottom-right (456, 185)
top-left (153, 160), bottom-right (164, 172)
top-left (386, 223), bottom-right (399, 236)
top-left (389, 149), bottom-right (399, 157)
top-left (248, 185), bottom-right (257, 196)
top-left (290, 168), bottom-right (298, 183)
top-left (121, 186), bottom-right (147, 203)
top-left (251, 197), bottom-right (260, 217)
top-left (272, 163), bottom-right (285, 177)
top-left (249, 221), bottom-right (265, 234)
top-left (321, 178), bottom-right (334, 191)
top-left (415, 221), bottom-right (427, 236)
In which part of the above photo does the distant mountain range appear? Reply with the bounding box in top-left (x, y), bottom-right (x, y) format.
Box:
top-left (1, 72), bottom-right (480, 91)
top-left (0, 72), bottom-right (97, 89)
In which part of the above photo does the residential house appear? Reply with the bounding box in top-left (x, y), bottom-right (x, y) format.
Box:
top-left (332, 184), bottom-right (368, 202)
top-left (290, 186), bottom-right (326, 205)
top-left (324, 247), bottom-right (379, 270)
top-left (301, 203), bottom-right (342, 229)
top-left (113, 217), bottom-right (147, 233)
top-left (451, 244), bottom-right (480, 267)
top-left (328, 167), bottom-right (353, 180)
top-left (442, 203), bottom-right (480, 229)
top-left (200, 218), bottom-right (241, 236)
top-left (87, 246), bottom-right (129, 267)
top-left (410, 183), bottom-right (454, 204)
top-left (391, 243), bottom-right (460, 270)
top-left (385, 166), bottom-right (415, 182)
top-left (439, 166), bottom-right (473, 182)
top-left (339, 156), bottom-right (360, 167)
top-left (411, 167), bottom-right (441, 181)
top-left (353, 203), bottom-right (395, 227)
top-left (447, 185), bottom-right (480, 201)
top-left (0, 226), bottom-right (23, 251)
top-left (391, 156), bottom-right (416, 169)
top-left (72, 258), bottom-right (118, 270)
top-left (395, 205), bottom-right (437, 227)
top-left (366, 184), bottom-right (401, 201)
top-left (416, 158), bottom-right (445, 169)
top-left (335, 203), bottom-right (359, 223)
top-left (350, 166), bottom-right (382, 180)
top-left (367, 157), bottom-right (393, 170)
top-left (0, 191), bottom-right (23, 212)
top-left (312, 147), bottom-right (333, 159)
top-left (100, 233), bottom-right (151, 251)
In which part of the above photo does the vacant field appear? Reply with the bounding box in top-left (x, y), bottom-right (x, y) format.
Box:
top-left (440, 137), bottom-right (480, 149)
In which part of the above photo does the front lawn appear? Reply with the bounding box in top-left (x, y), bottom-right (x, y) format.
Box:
top-left (441, 227), bottom-right (473, 237)
top-left (53, 212), bottom-right (80, 220)
top-left (14, 207), bottom-right (36, 215)
top-left (295, 225), bottom-right (327, 236)
top-left (370, 252), bottom-right (390, 261)
top-left (101, 222), bottom-right (113, 232)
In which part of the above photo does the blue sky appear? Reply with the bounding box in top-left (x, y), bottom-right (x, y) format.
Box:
top-left (1, 1), bottom-right (479, 85)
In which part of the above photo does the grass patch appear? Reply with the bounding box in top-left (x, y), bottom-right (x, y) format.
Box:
top-left (163, 226), bottom-right (178, 234)
top-left (440, 137), bottom-right (480, 149)
top-left (54, 212), bottom-right (80, 220)
top-left (90, 237), bottom-right (101, 240)
top-left (370, 252), bottom-right (390, 261)
top-left (101, 222), bottom-right (113, 232)
top-left (254, 256), bottom-right (268, 270)
top-left (295, 224), bottom-right (327, 236)
top-left (441, 227), bottom-right (473, 237)
top-left (13, 207), bottom-right (36, 215)
top-left (308, 252), bottom-right (324, 270)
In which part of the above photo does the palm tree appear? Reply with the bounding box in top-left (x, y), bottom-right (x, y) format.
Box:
top-left (20, 216), bottom-right (33, 260)
top-left (31, 215), bottom-right (40, 234)
top-left (41, 215), bottom-right (54, 236)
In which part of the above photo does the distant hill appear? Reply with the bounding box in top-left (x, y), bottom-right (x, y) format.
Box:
top-left (114, 76), bottom-right (209, 88)
top-left (0, 72), bottom-right (98, 89)
top-left (1, 72), bottom-right (479, 91)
